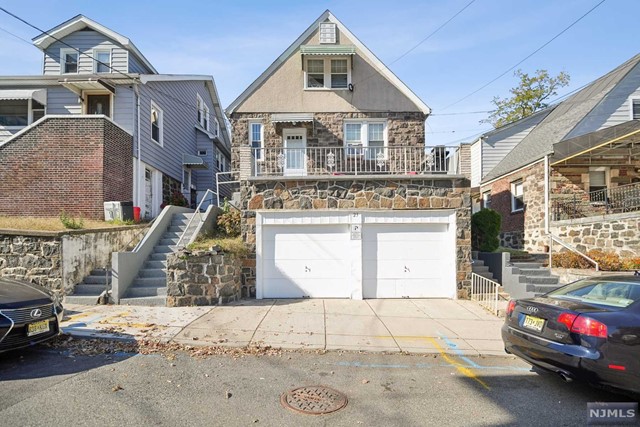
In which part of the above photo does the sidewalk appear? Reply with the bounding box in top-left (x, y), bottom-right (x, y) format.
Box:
top-left (61, 298), bottom-right (508, 357)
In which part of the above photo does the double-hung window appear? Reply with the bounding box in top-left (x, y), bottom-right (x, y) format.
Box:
top-left (344, 121), bottom-right (387, 159)
top-left (588, 167), bottom-right (608, 202)
top-left (93, 49), bottom-right (111, 73)
top-left (305, 57), bottom-right (351, 89)
top-left (511, 180), bottom-right (524, 212)
top-left (151, 101), bottom-right (163, 146)
top-left (60, 49), bottom-right (79, 74)
top-left (197, 94), bottom-right (210, 130)
top-left (482, 191), bottom-right (491, 210)
top-left (249, 121), bottom-right (264, 160)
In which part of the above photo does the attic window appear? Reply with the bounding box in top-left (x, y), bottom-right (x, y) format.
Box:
top-left (319, 23), bottom-right (336, 44)
top-left (631, 98), bottom-right (640, 120)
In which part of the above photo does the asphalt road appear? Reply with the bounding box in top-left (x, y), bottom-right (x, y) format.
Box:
top-left (0, 344), bottom-right (637, 427)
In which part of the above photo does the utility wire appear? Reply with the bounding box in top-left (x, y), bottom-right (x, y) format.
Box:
top-left (440, 0), bottom-right (607, 111)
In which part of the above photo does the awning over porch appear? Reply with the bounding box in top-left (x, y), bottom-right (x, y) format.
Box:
top-left (182, 153), bottom-right (208, 169)
top-left (59, 77), bottom-right (116, 96)
top-left (270, 113), bottom-right (314, 124)
top-left (551, 120), bottom-right (640, 165)
top-left (0, 89), bottom-right (47, 105)
top-left (299, 45), bottom-right (356, 55)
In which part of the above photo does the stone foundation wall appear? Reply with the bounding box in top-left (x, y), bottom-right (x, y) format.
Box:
top-left (499, 231), bottom-right (524, 250)
top-left (166, 249), bottom-right (243, 307)
top-left (0, 234), bottom-right (62, 290)
top-left (241, 177), bottom-right (472, 298)
top-left (551, 213), bottom-right (640, 257)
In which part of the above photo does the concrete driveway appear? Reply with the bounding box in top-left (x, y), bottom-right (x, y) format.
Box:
top-left (62, 298), bottom-right (506, 357)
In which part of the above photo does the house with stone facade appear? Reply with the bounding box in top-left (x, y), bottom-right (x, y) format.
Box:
top-left (226, 10), bottom-right (472, 300)
top-left (0, 15), bottom-right (231, 220)
top-left (478, 52), bottom-right (640, 258)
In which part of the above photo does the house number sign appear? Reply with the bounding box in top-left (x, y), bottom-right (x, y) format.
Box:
top-left (350, 213), bottom-right (362, 240)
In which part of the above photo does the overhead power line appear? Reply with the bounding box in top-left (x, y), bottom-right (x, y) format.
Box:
top-left (440, 0), bottom-right (607, 111)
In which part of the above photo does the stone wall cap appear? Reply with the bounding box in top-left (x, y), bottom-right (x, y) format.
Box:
top-left (248, 174), bottom-right (468, 182)
top-left (0, 223), bottom-right (149, 238)
top-left (551, 211), bottom-right (640, 227)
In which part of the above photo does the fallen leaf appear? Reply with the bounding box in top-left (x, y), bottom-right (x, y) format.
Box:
top-left (112, 385), bottom-right (123, 392)
top-left (362, 379), bottom-right (369, 384)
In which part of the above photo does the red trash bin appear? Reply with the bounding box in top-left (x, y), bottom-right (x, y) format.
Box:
top-left (133, 206), bottom-right (141, 222)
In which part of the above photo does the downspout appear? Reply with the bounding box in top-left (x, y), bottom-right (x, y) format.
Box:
top-left (544, 154), bottom-right (551, 267)
top-left (134, 81), bottom-right (142, 213)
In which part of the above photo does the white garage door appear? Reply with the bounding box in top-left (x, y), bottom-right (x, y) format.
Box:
top-left (363, 223), bottom-right (454, 298)
top-left (262, 224), bottom-right (352, 298)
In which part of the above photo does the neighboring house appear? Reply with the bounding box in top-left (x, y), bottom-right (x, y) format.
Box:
top-left (227, 10), bottom-right (472, 300)
top-left (0, 15), bottom-right (231, 220)
top-left (478, 53), bottom-right (640, 257)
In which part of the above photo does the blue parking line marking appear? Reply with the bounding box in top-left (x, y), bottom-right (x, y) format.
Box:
top-left (438, 333), bottom-right (481, 368)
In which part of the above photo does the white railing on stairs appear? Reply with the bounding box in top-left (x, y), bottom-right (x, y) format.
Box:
top-left (177, 189), bottom-right (217, 248)
top-left (548, 233), bottom-right (599, 271)
top-left (471, 273), bottom-right (501, 316)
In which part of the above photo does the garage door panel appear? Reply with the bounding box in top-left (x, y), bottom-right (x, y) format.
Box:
top-left (363, 260), bottom-right (443, 279)
top-left (264, 260), bottom-right (350, 279)
top-left (363, 245), bottom-right (444, 261)
top-left (263, 279), bottom-right (350, 298)
top-left (398, 280), bottom-right (454, 298)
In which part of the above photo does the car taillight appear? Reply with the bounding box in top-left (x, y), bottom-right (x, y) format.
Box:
top-left (506, 300), bottom-right (516, 317)
top-left (557, 312), bottom-right (578, 330)
top-left (570, 315), bottom-right (608, 338)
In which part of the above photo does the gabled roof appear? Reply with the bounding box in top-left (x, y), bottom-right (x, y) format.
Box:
top-left (226, 10), bottom-right (430, 115)
top-left (32, 14), bottom-right (158, 74)
top-left (481, 53), bottom-right (640, 184)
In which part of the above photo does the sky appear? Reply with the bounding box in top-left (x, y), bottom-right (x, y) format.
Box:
top-left (0, 0), bottom-right (638, 146)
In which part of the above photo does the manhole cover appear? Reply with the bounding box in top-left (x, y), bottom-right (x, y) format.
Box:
top-left (280, 386), bottom-right (348, 415)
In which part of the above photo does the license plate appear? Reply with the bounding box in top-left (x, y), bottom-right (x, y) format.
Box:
top-left (27, 320), bottom-right (50, 337)
top-left (522, 315), bottom-right (545, 332)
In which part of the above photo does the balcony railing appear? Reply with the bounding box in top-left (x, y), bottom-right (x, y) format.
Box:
top-left (551, 182), bottom-right (640, 220)
top-left (251, 145), bottom-right (458, 177)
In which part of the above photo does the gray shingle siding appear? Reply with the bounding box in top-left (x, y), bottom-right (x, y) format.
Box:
top-left (47, 86), bottom-right (82, 114)
top-left (114, 85), bottom-right (135, 134)
top-left (43, 30), bottom-right (129, 75)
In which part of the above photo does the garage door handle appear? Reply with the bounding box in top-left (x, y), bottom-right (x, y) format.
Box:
top-left (305, 266), bottom-right (311, 272)
top-left (404, 266), bottom-right (410, 273)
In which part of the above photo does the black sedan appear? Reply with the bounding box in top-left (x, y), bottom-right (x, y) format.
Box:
top-left (0, 278), bottom-right (64, 352)
top-left (502, 275), bottom-right (640, 395)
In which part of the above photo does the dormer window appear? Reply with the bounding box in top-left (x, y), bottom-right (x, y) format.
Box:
top-left (60, 49), bottom-right (78, 74)
top-left (196, 94), bottom-right (210, 131)
top-left (319, 23), bottom-right (336, 44)
top-left (631, 98), bottom-right (640, 120)
top-left (94, 49), bottom-right (111, 73)
top-left (304, 57), bottom-right (351, 90)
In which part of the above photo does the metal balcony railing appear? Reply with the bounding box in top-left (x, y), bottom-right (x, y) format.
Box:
top-left (551, 182), bottom-right (640, 220)
top-left (251, 145), bottom-right (458, 177)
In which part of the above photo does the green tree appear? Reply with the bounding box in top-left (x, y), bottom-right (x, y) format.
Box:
top-left (483, 69), bottom-right (570, 128)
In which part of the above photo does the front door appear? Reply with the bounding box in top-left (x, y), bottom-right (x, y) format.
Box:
top-left (283, 128), bottom-right (307, 176)
top-left (86, 94), bottom-right (111, 117)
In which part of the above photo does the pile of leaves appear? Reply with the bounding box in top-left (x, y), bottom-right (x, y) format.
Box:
top-left (552, 249), bottom-right (640, 271)
top-left (216, 200), bottom-right (241, 237)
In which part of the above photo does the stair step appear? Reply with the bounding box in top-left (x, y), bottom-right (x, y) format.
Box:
top-left (167, 226), bottom-right (186, 233)
top-left (82, 275), bottom-right (112, 285)
top-left (74, 284), bottom-right (106, 295)
top-left (518, 268), bottom-right (551, 277)
top-left (125, 286), bottom-right (167, 298)
top-left (138, 268), bottom-right (166, 278)
top-left (472, 266), bottom-right (490, 273)
top-left (145, 260), bottom-right (167, 269)
top-left (90, 268), bottom-right (112, 277)
top-left (132, 277), bottom-right (166, 287)
top-left (150, 253), bottom-right (169, 261)
top-left (520, 276), bottom-right (560, 285)
top-left (511, 262), bottom-right (543, 269)
top-left (154, 245), bottom-right (177, 254)
top-left (159, 238), bottom-right (180, 246)
top-left (119, 296), bottom-right (167, 307)
top-left (472, 259), bottom-right (485, 267)
top-left (474, 271), bottom-right (495, 280)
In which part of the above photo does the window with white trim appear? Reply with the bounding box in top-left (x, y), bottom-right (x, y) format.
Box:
top-left (182, 168), bottom-right (191, 193)
top-left (305, 57), bottom-right (351, 90)
top-left (60, 48), bottom-right (79, 74)
top-left (197, 94), bottom-right (210, 130)
top-left (631, 98), bottom-right (640, 120)
top-left (249, 121), bottom-right (263, 160)
top-left (344, 120), bottom-right (387, 159)
top-left (150, 101), bottom-right (163, 146)
top-left (511, 180), bottom-right (524, 212)
top-left (93, 49), bottom-right (111, 73)
top-left (482, 191), bottom-right (491, 210)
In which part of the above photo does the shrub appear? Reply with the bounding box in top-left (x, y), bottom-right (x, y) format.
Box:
top-left (621, 257), bottom-right (640, 271)
top-left (161, 190), bottom-right (188, 208)
top-left (216, 201), bottom-right (240, 237)
top-left (471, 209), bottom-right (501, 252)
top-left (586, 249), bottom-right (622, 271)
top-left (551, 251), bottom-right (591, 269)
top-left (59, 211), bottom-right (84, 230)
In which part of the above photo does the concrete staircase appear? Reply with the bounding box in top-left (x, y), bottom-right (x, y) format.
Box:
top-left (472, 258), bottom-right (496, 280)
top-left (119, 212), bottom-right (195, 306)
top-left (64, 268), bottom-right (112, 305)
top-left (508, 255), bottom-right (561, 299)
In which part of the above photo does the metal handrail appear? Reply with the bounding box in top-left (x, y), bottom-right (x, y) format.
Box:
top-left (549, 233), bottom-right (599, 271)
top-left (551, 182), bottom-right (640, 220)
top-left (215, 171), bottom-right (240, 207)
top-left (176, 189), bottom-right (216, 248)
top-left (471, 273), bottom-right (501, 316)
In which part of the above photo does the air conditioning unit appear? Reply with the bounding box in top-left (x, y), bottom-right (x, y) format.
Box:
top-left (104, 201), bottom-right (123, 221)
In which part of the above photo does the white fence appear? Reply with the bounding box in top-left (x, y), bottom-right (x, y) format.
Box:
top-left (471, 273), bottom-right (502, 316)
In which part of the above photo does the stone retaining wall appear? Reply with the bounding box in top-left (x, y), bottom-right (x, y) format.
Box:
top-left (0, 234), bottom-right (62, 290)
top-left (551, 213), bottom-right (640, 258)
top-left (166, 249), bottom-right (242, 307)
